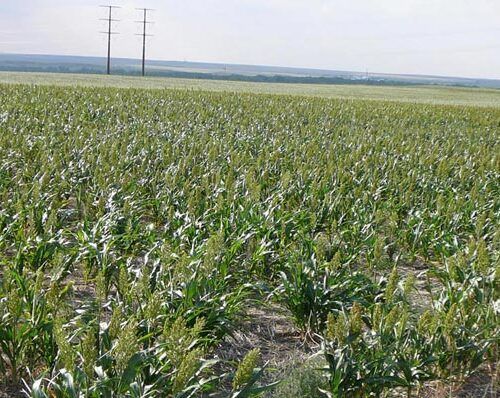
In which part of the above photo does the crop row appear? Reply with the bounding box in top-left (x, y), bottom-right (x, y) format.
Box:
top-left (0, 84), bottom-right (498, 397)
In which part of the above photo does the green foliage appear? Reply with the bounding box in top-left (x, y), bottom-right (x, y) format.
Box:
top-left (320, 247), bottom-right (499, 397)
top-left (230, 349), bottom-right (279, 398)
top-left (275, 252), bottom-right (377, 334)
top-left (0, 83), bottom-right (498, 396)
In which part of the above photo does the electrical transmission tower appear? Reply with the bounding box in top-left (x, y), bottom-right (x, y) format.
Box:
top-left (100, 5), bottom-right (120, 75)
top-left (135, 8), bottom-right (154, 77)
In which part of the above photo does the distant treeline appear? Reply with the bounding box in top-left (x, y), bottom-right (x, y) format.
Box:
top-left (0, 62), bottom-right (478, 88)
top-left (143, 69), bottom-right (418, 86)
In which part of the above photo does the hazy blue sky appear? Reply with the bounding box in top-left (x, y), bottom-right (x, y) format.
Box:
top-left (1, 0), bottom-right (499, 79)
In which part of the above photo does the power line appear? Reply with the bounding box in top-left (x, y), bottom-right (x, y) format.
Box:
top-left (135, 8), bottom-right (154, 77)
top-left (100, 5), bottom-right (120, 75)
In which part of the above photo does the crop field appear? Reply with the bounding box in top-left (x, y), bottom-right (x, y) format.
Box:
top-left (0, 81), bottom-right (499, 397)
top-left (2, 71), bottom-right (500, 107)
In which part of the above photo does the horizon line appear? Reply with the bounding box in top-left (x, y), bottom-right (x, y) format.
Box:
top-left (1, 51), bottom-right (500, 83)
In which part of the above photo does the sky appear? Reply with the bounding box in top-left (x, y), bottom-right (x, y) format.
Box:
top-left (1, 0), bottom-right (499, 79)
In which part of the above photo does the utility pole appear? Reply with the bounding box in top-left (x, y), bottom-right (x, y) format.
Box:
top-left (135, 8), bottom-right (154, 77)
top-left (100, 5), bottom-right (120, 75)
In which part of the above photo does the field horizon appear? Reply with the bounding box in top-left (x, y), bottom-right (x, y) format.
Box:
top-left (2, 71), bottom-right (500, 108)
top-left (2, 53), bottom-right (500, 89)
